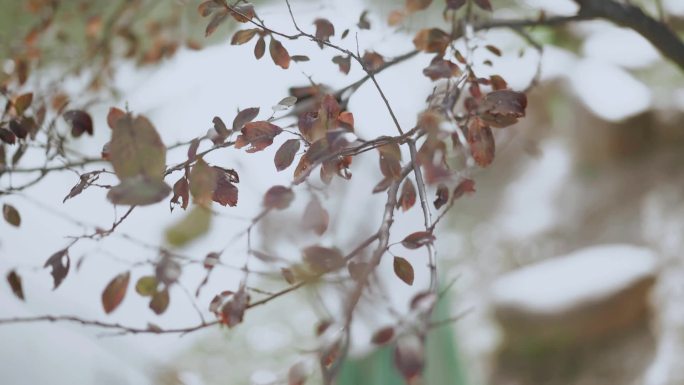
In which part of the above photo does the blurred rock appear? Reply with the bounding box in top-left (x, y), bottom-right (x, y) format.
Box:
top-left (490, 245), bottom-right (658, 385)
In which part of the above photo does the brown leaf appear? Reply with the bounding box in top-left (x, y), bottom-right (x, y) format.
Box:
top-left (190, 158), bottom-right (216, 205)
top-left (274, 139), bottom-right (301, 171)
top-left (7, 270), bottom-right (24, 300)
top-left (107, 107), bottom-right (125, 129)
top-left (401, 231), bottom-right (435, 249)
top-left (357, 10), bottom-right (371, 29)
top-left (288, 362), bottom-right (308, 385)
top-left (231, 28), bottom-right (259, 45)
top-left (170, 177), bottom-right (189, 211)
top-left (313, 18), bottom-right (335, 48)
top-left (489, 75), bottom-right (507, 91)
top-left (467, 119), bottom-right (495, 167)
top-left (371, 326), bottom-right (395, 345)
top-left (236, 121), bottom-right (282, 152)
top-left (398, 178), bottom-right (417, 212)
top-left (149, 287), bottom-right (170, 315)
top-left (332, 55), bottom-right (351, 74)
top-left (232, 107), bottom-right (259, 131)
top-left (302, 245), bottom-right (345, 274)
top-left (63, 110), bottom-right (94, 138)
top-left (263, 185), bottom-right (294, 210)
top-left (453, 178), bottom-right (475, 199)
top-left (102, 271), bottom-right (130, 314)
top-left (281, 268), bottom-right (296, 284)
top-left (198, 0), bottom-right (225, 17)
top-left (302, 198), bottom-right (329, 235)
top-left (362, 51), bottom-right (385, 72)
top-left (423, 58), bottom-right (461, 81)
top-left (485, 44), bottom-right (502, 56)
top-left (228, 3), bottom-right (256, 23)
top-left (220, 287), bottom-right (249, 327)
top-left (372, 177), bottom-right (393, 194)
top-left (212, 166), bottom-right (239, 207)
top-left (109, 114), bottom-right (166, 180)
top-left (388, 10), bottom-right (405, 26)
top-left (413, 28), bottom-right (450, 54)
top-left (2, 204), bottom-right (21, 227)
top-left (393, 256), bottom-right (414, 285)
top-left (348, 261), bottom-right (370, 282)
top-left (406, 0), bottom-right (432, 12)
top-left (13, 93), bottom-right (33, 115)
top-left (254, 36), bottom-right (265, 59)
top-left (291, 55), bottom-right (310, 62)
top-left (205, 11), bottom-right (228, 37)
top-left (433, 183), bottom-right (449, 209)
top-left (44, 249), bottom-right (70, 289)
top-left (0, 128), bottom-right (16, 144)
top-left (479, 90), bottom-right (527, 128)
top-left (269, 37), bottom-right (290, 69)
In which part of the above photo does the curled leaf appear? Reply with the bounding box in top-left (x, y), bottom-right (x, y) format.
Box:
top-left (63, 110), bottom-right (94, 138)
top-left (44, 249), bottom-right (70, 289)
top-left (401, 231), bottom-right (435, 249)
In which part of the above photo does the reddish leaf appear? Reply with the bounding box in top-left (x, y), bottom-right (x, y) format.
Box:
top-left (313, 18), bottom-right (335, 48)
top-left (63, 110), bottom-right (94, 137)
top-left (302, 245), bottom-right (345, 274)
top-left (348, 261), bottom-right (370, 282)
top-left (467, 119), bottom-right (495, 167)
top-left (7, 270), bottom-right (24, 300)
top-left (170, 177), bottom-right (189, 211)
top-left (490, 75), bottom-right (508, 91)
top-left (44, 249), bottom-right (70, 289)
top-left (302, 198), bottom-right (329, 235)
top-left (263, 185), bottom-right (294, 210)
top-left (102, 271), bottom-right (130, 314)
top-left (274, 139), bottom-right (301, 172)
top-left (188, 138), bottom-right (200, 161)
top-left (332, 55), bottom-right (351, 74)
top-left (413, 28), bottom-right (450, 54)
top-left (393, 256), bottom-right (414, 285)
top-left (388, 10), bottom-right (405, 26)
top-left (2, 204), bottom-right (20, 227)
top-left (453, 178), bottom-right (475, 199)
top-left (372, 327), bottom-right (395, 345)
top-left (231, 28), bottom-right (259, 45)
top-left (107, 107), bottom-right (125, 129)
top-left (362, 51), bottom-right (385, 72)
top-left (212, 166), bottom-right (239, 207)
top-left (236, 121), bottom-right (282, 152)
top-left (423, 58), bottom-right (461, 81)
top-left (398, 178), bottom-right (417, 212)
top-left (401, 231), bottom-right (435, 249)
top-left (149, 287), bottom-right (170, 315)
top-left (232, 107), bottom-right (260, 131)
top-left (433, 183), bottom-right (449, 209)
top-left (269, 37), bottom-right (290, 69)
top-left (228, 3), bottom-right (256, 23)
top-left (198, 0), bottom-right (225, 17)
top-left (219, 287), bottom-right (249, 327)
top-left (0, 128), bottom-right (16, 144)
top-left (254, 36), bottom-right (266, 59)
top-left (212, 116), bottom-right (230, 139)
top-left (205, 10), bottom-right (228, 37)
top-left (288, 362), bottom-right (308, 385)
top-left (406, 0), bottom-right (432, 12)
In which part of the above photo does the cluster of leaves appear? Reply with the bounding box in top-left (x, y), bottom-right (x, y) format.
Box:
top-left (0, 0), bottom-right (530, 384)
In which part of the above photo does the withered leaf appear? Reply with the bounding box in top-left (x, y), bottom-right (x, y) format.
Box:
top-left (401, 231), bottom-right (435, 249)
top-left (474, 0), bottom-right (492, 11)
top-left (220, 286), bottom-right (249, 327)
top-left (467, 119), bottom-right (495, 167)
top-left (362, 51), bottom-right (385, 72)
top-left (2, 204), bottom-right (21, 227)
top-left (205, 11), bottom-right (228, 37)
top-left (348, 261), bottom-right (369, 282)
top-left (274, 139), bottom-right (300, 171)
top-left (357, 10), bottom-right (371, 29)
top-left (446, 0), bottom-right (466, 10)
top-left (13, 93), bottom-right (33, 116)
top-left (332, 55), bottom-right (351, 74)
top-left (63, 171), bottom-right (100, 203)
top-left (102, 271), bottom-right (130, 314)
top-left (44, 249), bottom-right (70, 289)
top-left (236, 121), bottom-right (282, 152)
top-left (198, 0), bottom-right (225, 17)
top-left (393, 256), bottom-right (414, 285)
top-left (212, 116), bottom-right (230, 139)
top-left (479, 90), bottom-right (527, 128)
top-left (413, 28), bottom-right (450, 54)
top-left (7, 270), bottom-right (24, 300)
top-left (228, 3), bottom-right (255, 23)
top-left (149, 287), bottom-right (170, 315)
top-left (63, 110), bottom-right (94, 138)
top-left (231, 28), bottom-right (259, 45)
top-left (490, 75), bottom-right (508, 91)
top-left (302, 245), bottom-right (345, 274)
top-left (288, 362), bottom-right (308, 385)
top-left (313, 18), bottom-right (335, 48)
top-left (453, 178), bottom-right (475, 199)
top-left (232, 107), bottom-right (260, 131)
top-left (190, 158), bottom-right (216, 205)
top-left (485, 44), bottom-right (502, 56)
top-left (0, 128), bottom-right (16, 144)
top-left (291, 55), bottom-right (310, 62)
top-left (302, 198), bottom-right (329, 235)
top-left (398, 178), bottom-right (417, 212)
top-left (212, 166), bottom-right (239, 207)
top-left (263, 185), bottom-right (294, 210)
top-left (269, 37), bottom-right (290, 69)
top-left (110, 114), bottom-right (166, 180)
top-left (281, 268), bottom-right (296, 284)
top-left (107, 107), bottom-right (125, 129)
top-left (433, 183), bottom-right (449, 209)
top-left (254, 36), bottom-right (266, 59)
top-left (372, 326), bottom-right (395, 345)
top-left (423, 58), bottom-right (461, 81)
top-left (170, 177), bottom-right (189, 211)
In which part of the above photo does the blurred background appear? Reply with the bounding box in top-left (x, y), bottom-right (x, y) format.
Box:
top-left (1, 0), bottom-right (684, 384)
